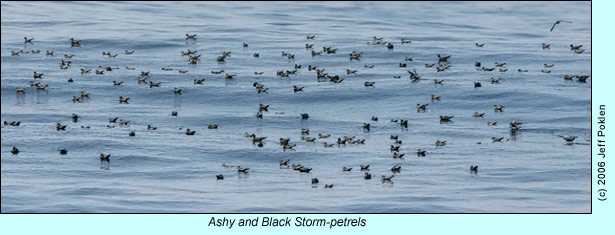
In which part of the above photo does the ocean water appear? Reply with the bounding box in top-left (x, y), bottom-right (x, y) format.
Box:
top-left (1, 1), bottom-right (591, 213)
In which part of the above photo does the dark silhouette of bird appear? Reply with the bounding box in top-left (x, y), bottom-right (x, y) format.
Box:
top-left (550, 20), bottom-right (572, 32)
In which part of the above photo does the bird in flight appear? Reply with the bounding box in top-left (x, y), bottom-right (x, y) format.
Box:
top-left (550, 20), bottom-right (572, 32)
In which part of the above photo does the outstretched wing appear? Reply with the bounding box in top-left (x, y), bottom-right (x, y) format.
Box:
top-left (550, 21), bottom-right (558, 32)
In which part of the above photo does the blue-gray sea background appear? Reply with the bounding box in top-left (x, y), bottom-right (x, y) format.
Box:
top-left (1, 1), bottom-right (591, 213)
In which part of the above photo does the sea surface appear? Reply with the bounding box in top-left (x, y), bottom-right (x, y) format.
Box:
top-left (1, 1), bottom-right (591, 213)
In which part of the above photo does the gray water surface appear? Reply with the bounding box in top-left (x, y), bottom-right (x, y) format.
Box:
top-left (1, 1), bottom-right (590, 213)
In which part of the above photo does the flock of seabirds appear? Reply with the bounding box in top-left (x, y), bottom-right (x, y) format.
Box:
top-left (4, 21), bottom-right (588, 188)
